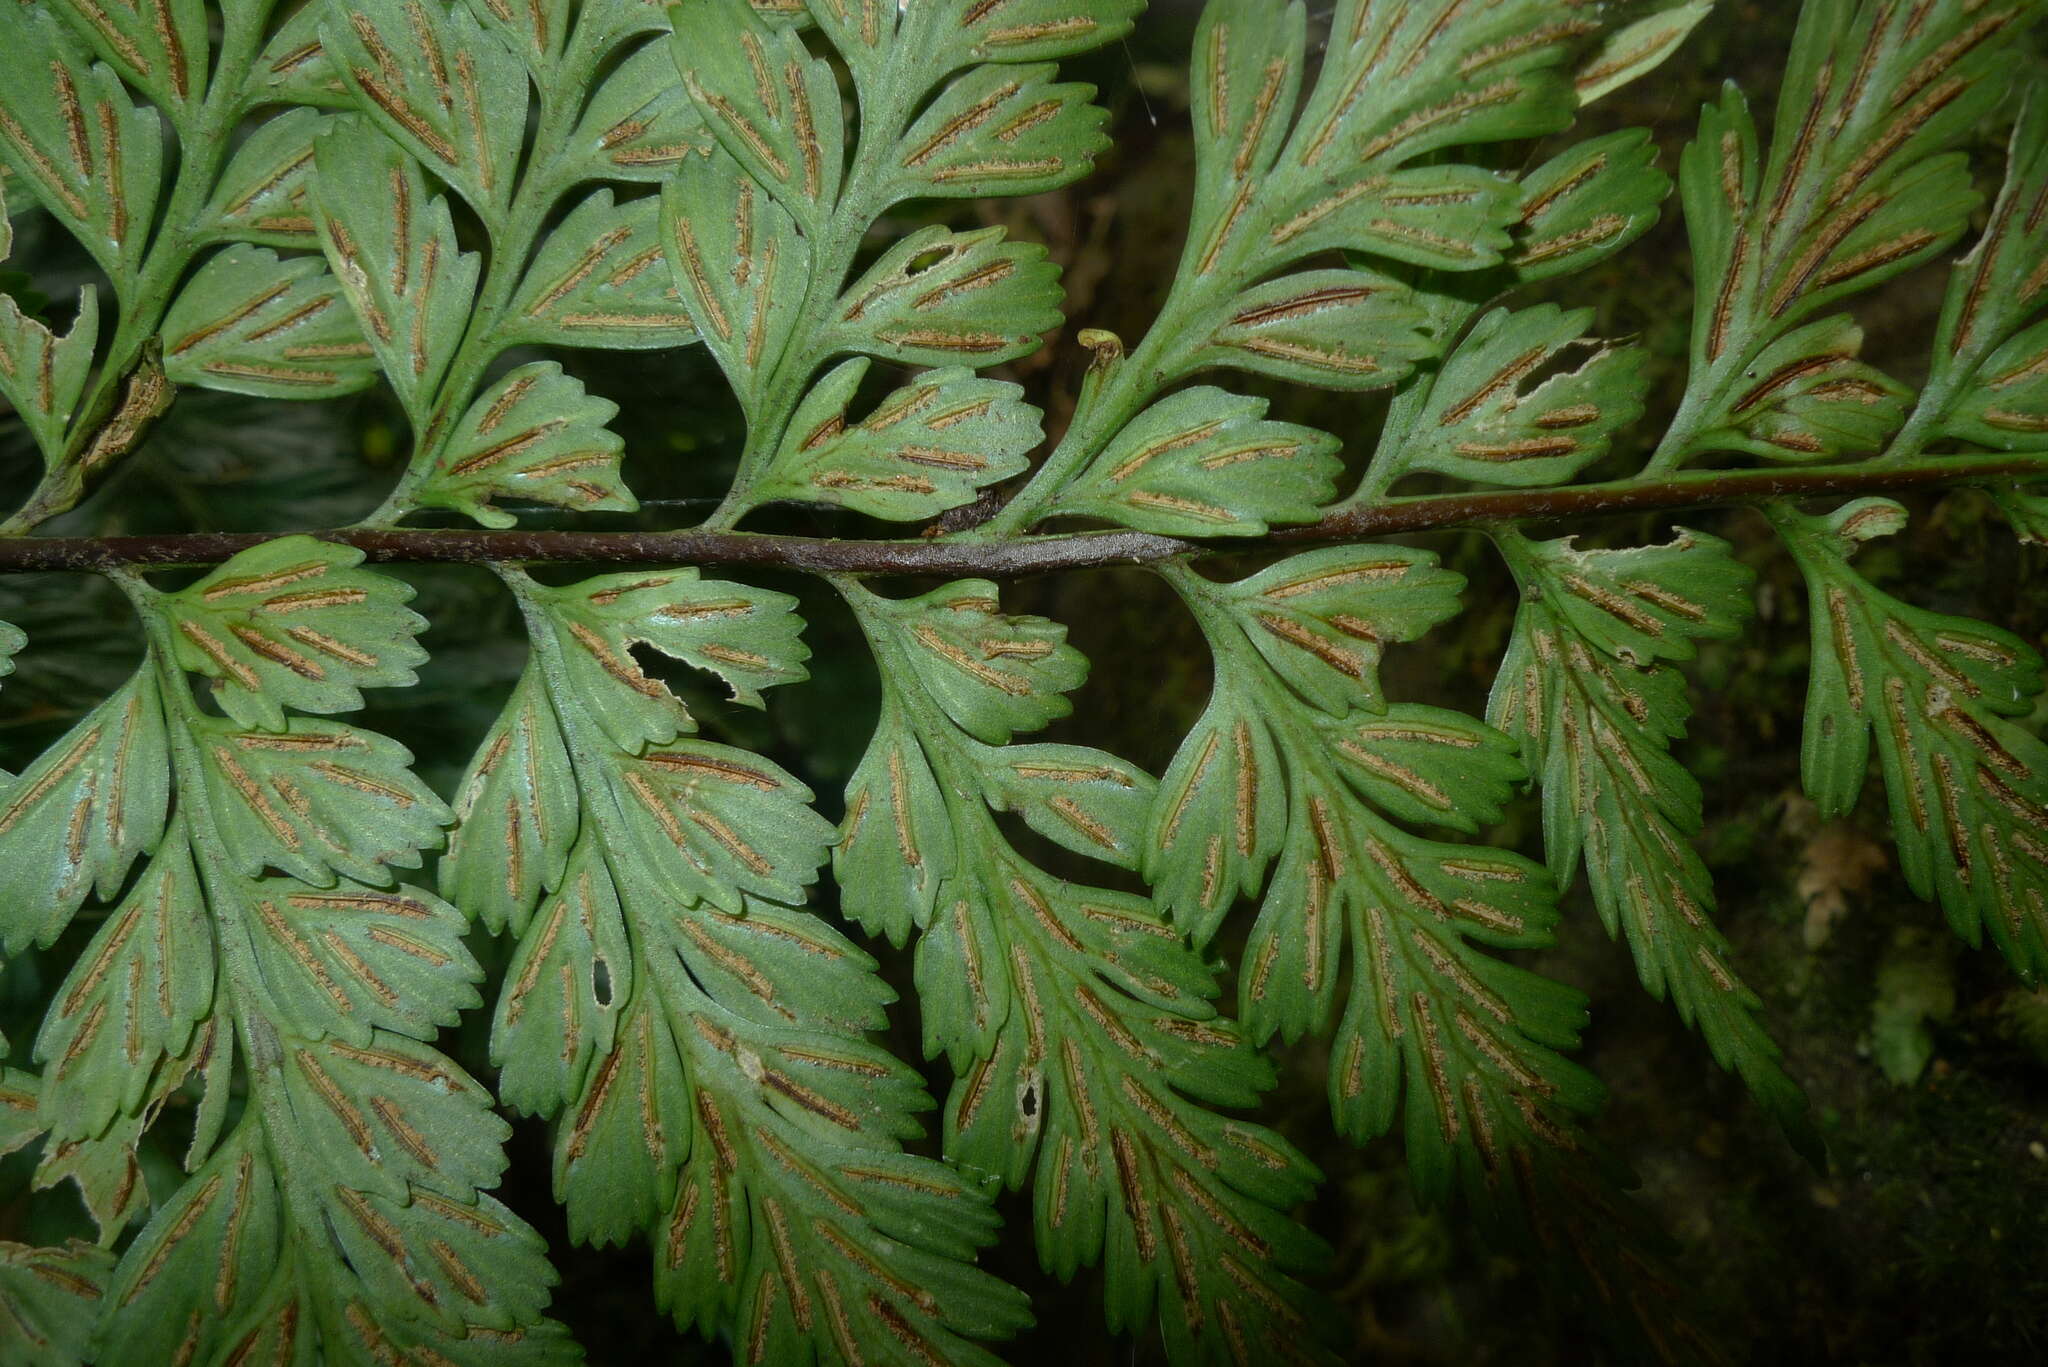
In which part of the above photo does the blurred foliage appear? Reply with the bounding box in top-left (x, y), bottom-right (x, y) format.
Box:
top-left (4, 2), bottom-right (2048, 1363)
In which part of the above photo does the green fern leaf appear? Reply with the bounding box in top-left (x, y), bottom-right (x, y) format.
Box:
top-left (0, 1238), bottom-right (113, 1367)
top-left (422, 362), bottom-right (638, 526)
top-left (201, 106), bottom-right (330, 247)
top-left (557, 40), bottom-right (712, 186)
top-left (442, 669), bottom-right (580, 934)
top-left (1047, 388), bottom-right (1341, 534)
top-left (1575, 1), bottom-right (1716, 108)
top-left (46, 0), bottom-right (209, 118)
top-left (883, 61), bottom-right (1110, 204)
top-left (505, 192), bottom-right (699, 351)
top-left (32, 833), bottom-right (212, 1142)
top-left (1656, 0), bottom-right (2042, 467)
top-left (1505, 130), bottom-right (1672, 286)
top-left (160, 246), bottom-right (380, 400)
top-left (518, 568), bottom-right (809, 750)
top-left (840, 579), bottom-right (1335, 1364)
top-left (1385, 305), bottom-right (1650, 488)
top-left (312, 126), bottom-right (482, 423)
top-left (0, 670), bottom-right (170, 952)
top-left (319, 0), bottom-right (530, 231)
top-left (0, 540), bottom-right (575, 1358)
top-left (443, 566), bottom-right (1030, 1366)
top-left (0, 185), bottom-right (99, 467)
top-left (160, 536), bottom-right (427, 730)
top-left (1906, 88), bottom-right (2048, 456)
top-left (673, 0), bottom-right (844, 232)
top-left (826, 226), bottom-right (1068, 369)
top-left (0, 3), bottom-right (165, 292)
top-left (925, 0), bottom-right (1144, 70)
top-left (1155, 555), bottom-right (1610, 1216)
top-left (1778, 499), bottom-right (2048, 982)
top-left (254, 5), bottom-right (350, 107)
top-left (1489, 530), bottom-right (1815, 1152)
top-left (662, 149), bottom-right (813, 417)
top-left (755, 359), bottom-right (1041, 519)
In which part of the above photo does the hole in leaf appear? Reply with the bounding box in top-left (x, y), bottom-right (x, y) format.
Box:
top-left (592, 956), bottom-right (614, 1008)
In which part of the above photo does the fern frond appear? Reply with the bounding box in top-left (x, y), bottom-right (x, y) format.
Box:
top-left (663, 0), bottom-right (1124, 527)
top-left (0, 0), bottom-right (362, 529)
top-left (838, 579), bottom-right (1334, 1365)
top-left (1489, 529), bottom-right (1815, 1153)
top-left (440, 566), bottom-right (1030, 1366)
top-left (1654, 0), bottom-right (2044, 469)
top-left (0, 537), bottom-right (574, 1362)
top-left (1777, 499), bottom-right (2048, 983)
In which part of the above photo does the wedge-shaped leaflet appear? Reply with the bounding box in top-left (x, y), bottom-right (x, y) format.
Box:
top-left (1907, 91), bottom-right (2048, 453)
top-left (443, 669), bottom-right (579, 933)
top-left (840, 580), bottom-right (1335, 1365)
top-left (836, 704), bottom-right (955, 946)
top-left (863, 578), bottom-right (1085, 743)
top-left (973, 740), bottom-right (1156, 869)
top-left (608, 741), bottom-right (829, 914)
top-left (321, 0), bottom-right (530, 229)
top-left (1172, 269), bottom-right (1432, 392)
top-left (1505, 130), bottom-right (1672, 286)
top-left (662, 150), bottom-right (811, 418)
top-left (313, 125), bottom-right (482, 423)
top-left (48, 0), bottom-right (209, 116)
top-left (160, 536), bottom-right (428, 730)
top-left (0, 188), bottom-right (99, 466)
top-left (1949, 320), bottom-right (2048, 452)
top-left (0, 670), bottom-right (169, 952)
top-left (1781, 500), bottom-right (2048, 982)
top-left (415, 361), bottom-right (637, 527)
top-left (0, 620), bottom-right (21, 683)
top-left (1049, 388), bottom-right (1340, 535)
top-left (194, 716), bottom-right (450, 887)
top-left (520, 568), bottom-right (809, 751)
top-left (442, 567), bottom-right (1031, 1366)
top-left (253, 2), bottom-right (349, 107)
top-left (558, 40), bottom-right (710, 186)
top-left (758, 358), bottom-right (1039, 519)
top-left (884, 62), bottom-right (1109, 204)
top-left (240, 877), bottom-right (480, 1048)
top-left (827, 225), bottom-right (1066, 369)
top-left (1392, 306), bottom-right (1649, 487)
top-left (922, 0), bottom-right (1143, 71)
top-left (201, 107), bottom-right (327, 247)
top-left (161, 246), bottom-right (380, 400)
top-left (0, 3), bottom-right (165, 290)
top-left (1344, 131), bottom-right (1673, 503)
top-left (0, 1238), bottom-right (112, 1367)
top-left (489, 836), bottom-right (633, 1115)
top-left (1699, 315), bottom-right (1910, 461)
top-left (1656, 0), bottom-right (2032, 466)
top-left (1575, 0), bottom-right (1715, 107)
top-left (508, 192), bottom-right (698, 351)
top-left (1206, 547), bottom-right (1465, 719)
top-left (1490, 531), bottom-right (1814, 1151)
top-left (33, 834), bottom-right (211, 1142)
top-left (672, 0), bottom-right (843, 232)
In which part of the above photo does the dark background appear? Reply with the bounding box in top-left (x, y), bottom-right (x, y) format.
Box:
top-left (5, 3), bottom-right (2048, 1362)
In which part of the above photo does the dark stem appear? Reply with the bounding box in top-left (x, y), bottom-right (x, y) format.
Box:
top-left (1, 455), bottom-right (2042, 577)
